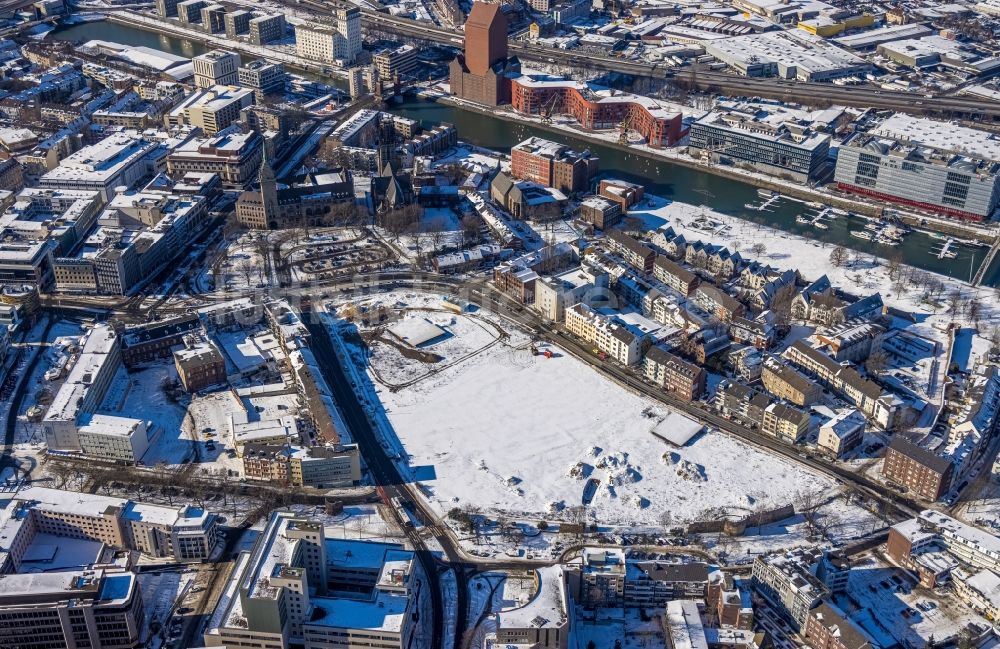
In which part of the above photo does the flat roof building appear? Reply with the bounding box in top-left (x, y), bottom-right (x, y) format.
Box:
top-left (835, 113), bottom-right (1000, 221)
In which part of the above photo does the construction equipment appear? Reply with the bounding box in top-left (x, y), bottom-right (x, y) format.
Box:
top-left (540, 92), bottom-right (561, 124)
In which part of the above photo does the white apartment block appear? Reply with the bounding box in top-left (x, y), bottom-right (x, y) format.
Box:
top-left (193, 49), bottom-right (240, 88)
top-left (296, 10), bottom-right (361, 65)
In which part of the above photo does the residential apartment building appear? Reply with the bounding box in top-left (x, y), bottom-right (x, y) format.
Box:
top-left (241, 444), bottom-right (361, 487)
top-left (693, 283), bottom-right (745, 323)
top-left (644, 346), bottom-right (706, 401)
top-left (835, 114), bottom-right (1000, 221)
top-left (751, 549), bottom-right (829, 631)
top-left (509, 74), bottom-right (684, 148)
top-left (653, 255), bottom-right (698, 296)
top-left (373, 44), bottom-right (418, 80)
top-left (689, 109), bottom-right (831, 183)
top-left (572, 548), bottom-right (626, 609)
top-left (803, 603), bottom-right (875, 649)
top-left (203, 512), bottom-right (419, 649)
top-left (817, 409), bottom-right (865, 457)
top-left (532, 267), bottom-right (606, 322)
top-left (761, 357), bottom-right (822, 406)
top-left (887, 510), bottom-right (1000, 587)
top-left (626, 562), bottom-right (710, 607)
top-left (783, 340), bottom-right (897, 429)
top-left (510, 136), bottom-right (599, 194)
top-left (605, 229), bottom-right (655, 273)
top-left (953, 569), bottom-right (1000, 620)
top-left (0, 570), bottom-right (144, 649)
top-left (729, 316), bottom-right (775, 350)
top-left (882, 436), bottom-right (954, 501)
top-left (716, 380), bottom-right (772, 428)
top-left (565, 303), bottom-right (654, 366)
top-left (761, 402), bottom-right (811, 444)
top-left (813, 320), bottom-right (885, 363)
top-left (595, 319), bottom-right (644, 366)
top-left (193, 49), bottom-right (240, 88)
top-left (708, 572), bottom-right (754, 630)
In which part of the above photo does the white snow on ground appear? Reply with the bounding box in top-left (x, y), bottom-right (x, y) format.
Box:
top-left (358, 295), bottom-right (843, 526)
top-left (119, 362), bottom-right (193, 465)
top-left (368, 311), bottom-right (503, 387)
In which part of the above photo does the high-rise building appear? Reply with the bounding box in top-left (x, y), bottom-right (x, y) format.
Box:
top-left (193, 50), bottom-right (240, 88)
top-left (176, 0), bottom-right (206, 24)
top-left (224, 9), bottom-right (251, 37)
top-left (0, 570), bottom-right (145, 649)
top-left (449, 1), bottom-right (511, 106)
top-left (348, 66), bottom-right (365, 98)
top-left (200, 3), bottom-right (226, 33)
top-left (335, 7), bottom-right (362, 62)
top-left (249, 13), bottom-right (286, 45)
top-left (373, 44), bottom-right (418, 80)
top-left (295, 10), bottom-right (361, 64)
top-left (156, 0), bottom-right (179, 17)
top-left (238, 60), bottom-right (286, 101)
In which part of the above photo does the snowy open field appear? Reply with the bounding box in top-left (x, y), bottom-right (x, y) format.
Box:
top-left (356, 292), bottom-right (851, 527)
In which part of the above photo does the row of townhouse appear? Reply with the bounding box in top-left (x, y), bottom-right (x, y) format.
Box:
top-left (791, 275), bottom-right (884, 327)
top-left (783, 340), bottom-right (899, 429)
top-left (605, 229), bottom-right (656, 273)
top-left (715, 380), bottom-right (811, 443)
top-left (565, 303), bottom-right (651, 365)
top-left (644, 345), bottom-right (707, 401)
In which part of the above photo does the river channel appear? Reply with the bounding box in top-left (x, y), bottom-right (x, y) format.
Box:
top-left (51, 19), bottom-right (1000, 287)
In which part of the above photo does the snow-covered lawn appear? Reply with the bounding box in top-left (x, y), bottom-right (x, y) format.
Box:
top-left (368, 311), bottom-right (503, 388)
top-left (366, 309), bottom-right (846, 527)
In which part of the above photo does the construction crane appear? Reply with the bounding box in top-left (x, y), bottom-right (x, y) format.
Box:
top-left (540, 92), bottom-right (561, 124)
top-left (617, 118), bottom-right (630, 144)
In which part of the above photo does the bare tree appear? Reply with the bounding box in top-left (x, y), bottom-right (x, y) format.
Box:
top-left (751, 242), bottom-right (767, 257)
top-left (947, 289), bottom-right (964, 318)
top-left (829, 245), bottom-right (848, 268)
top-left (235, 259), bottom-right (256, 288)
top-left (864, 349), bottom-right (890, 378)
top-left (967, 297), bottom-right (983, 329)
top-left (886, 252), bottom-right (905, 283)
top-left (461, 215), bottom-right (481, 246)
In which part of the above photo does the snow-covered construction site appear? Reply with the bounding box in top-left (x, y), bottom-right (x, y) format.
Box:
top-left (331, 291), bottom-right (873, 531)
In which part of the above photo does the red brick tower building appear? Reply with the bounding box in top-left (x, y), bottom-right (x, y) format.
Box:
top-left (449, 2), bottom-right (511, 106)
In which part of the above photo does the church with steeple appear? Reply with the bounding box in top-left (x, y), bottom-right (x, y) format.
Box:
top-left (235, 150), bottom-right (355, 229)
